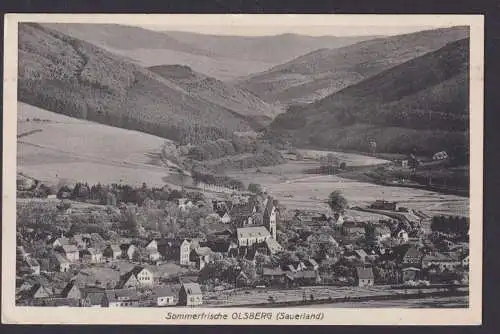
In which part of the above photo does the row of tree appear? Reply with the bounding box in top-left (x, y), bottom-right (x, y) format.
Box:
top-left (431, 215), bottom-right (469, 236)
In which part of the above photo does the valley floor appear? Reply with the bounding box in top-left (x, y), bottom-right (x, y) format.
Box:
top-left (226, 160), bottom-right (469, 218)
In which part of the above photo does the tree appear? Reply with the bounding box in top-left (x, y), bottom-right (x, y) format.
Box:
top-left (326, 191), bottom-right (348, 214)
top-left (248, 183), bottom-right (263, 194)
top-left (121, 206), bottom-right (138, 236)
top-left (364, 223), bottom-right (377, 246)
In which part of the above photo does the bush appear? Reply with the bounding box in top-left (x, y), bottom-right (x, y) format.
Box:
top-left (248, 183), bottom-right (263, 194)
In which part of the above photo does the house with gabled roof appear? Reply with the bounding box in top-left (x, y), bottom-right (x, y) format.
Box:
top-left (120, 244), bottom-right (138, 261)
top-left (116, 270), bottom-right (140, 289)
top-left (125, 266), bottom-right (154, 287)
top-left (50, 236), bottom-right (70, 249)
top-left (355, 267), bottom-right (375, 287)
top-left (145, 239), bottom-right (158, 252)
top-left (286, 270), bottom-right (321, 287)
top-left (71, 234), bottom-right (89, 249)
top-left (306, 258), bottom-right (319, 271)
top-left (26, 257), bottom-right (40, 275)
top-left (151, 285), bottom-right (178, 306)
top-left (421, 253), bottom-right (461, 271)
top-left (402, 246), bottom-right (423, 267)
top-left (103, 244), bottom-right (122, 261)
top-left (264, 237), bottom-right (283, 255)
top-left (50, 253), bottom-right (71, 272)
top-left (23, 283), bottom-right (53, 300)
top-left (178, 282), bottom-right (203, 306)
top-left (402, 267), bottom-right (421, 282)
top-left (147, 248), bottom-right (161, 263)
top-left (354, 249), bottom-right (369, 262)
top-left (80, 287), bottom-right (107, 307)
top-left (104, 288), bottom-right (141, 307)
top-left (57, 244), bottom-right (79, 262)
top-left (60, 280), bottom-right (82, 300)
top-left (80, 247), bottom-right (103, 264)
top-left (236, 226), bottom-right (271, 247)
top-left (230, 203), bottom-right (256, 227)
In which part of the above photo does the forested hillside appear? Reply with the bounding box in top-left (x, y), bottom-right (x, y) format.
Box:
top-left (269, 38), bottom-right (470, 157)
top-left (149, 65), bottom-right (280, 127)
top-left (238, 26), bottom-right (469, 105)
top-left (18, 23), bottom-right (254, 146)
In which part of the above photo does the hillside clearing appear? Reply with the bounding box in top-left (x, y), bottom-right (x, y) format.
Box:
top-left (17, 102), bottom-right (174, 187)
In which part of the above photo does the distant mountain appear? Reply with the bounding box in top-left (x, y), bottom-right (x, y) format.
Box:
top-left (238, 26), bottom-right (470, 105)
top-left (148, 64), bottom-right (281, 127)
top-left (18, 23), bottom-right (254, 145)
top-left (163, 31), bottom-right (380, 65)
top-left (40, 23), bottom-right (217, 56)
top-left (268, 38), bottom-right (470, 156)
top-left (40, 23), bottom-right (379, 80)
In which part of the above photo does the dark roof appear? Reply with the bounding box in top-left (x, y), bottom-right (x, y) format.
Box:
top-left (105, 288), bottom-right (140, 302)
top-left (263, 196), bottom-right (274, 219)
top-left (182, 283), bottom-right (202, 295)
top-left (292, 271), bottom-right (318, 279)
top-left (404, 246), bottom-right (422, 259)
top-left (60, 280), bottom-right (79, 298)
top-left (32, 298), bottom-right (80, 307)
top-left (230, 203), bottom-right (255, 218)
top-left (23, 283), bottom-right (52, 299)
top-left (84, 291), bottom-right (106, 305)
top-left (151, 285), bottom-right (177, 297)
top-left (356, 267), bottom-right (374, 280)
top-left (26, 257), bottom-right (40, 267)
top-left (262, 268), bottom-right (285, 276)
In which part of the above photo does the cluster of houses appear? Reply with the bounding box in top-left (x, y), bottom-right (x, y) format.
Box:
top-left (16, 188), bottom-right (469, 307)
top-left (16, 194), bottom-right (289, 307)
top-left (17, 270), bottom-right (203, 308)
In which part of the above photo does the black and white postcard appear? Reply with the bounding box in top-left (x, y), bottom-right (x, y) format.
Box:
top-left (2, 14), bottom-right (484, 325)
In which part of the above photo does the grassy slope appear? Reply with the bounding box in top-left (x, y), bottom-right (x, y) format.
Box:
top-left (148, 64), bottom-right (282, 126)
top-left (18, 23), bottom-right (254, 145)
top-left (238, 26), bottom-right (470, 105)
top-left (17, 102), bottom-right (177, 187)
top-left (269, 38), bottom-right (470, 156)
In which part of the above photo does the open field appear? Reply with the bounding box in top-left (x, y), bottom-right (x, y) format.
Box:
top-left (17, 102), bottom-right (174, 187)
top-left (296, 149), bottom-right (390, 166)
top-left (304, 295), bottom-right (468, 308)
top-left (227, 161), bottom-right (469, 217)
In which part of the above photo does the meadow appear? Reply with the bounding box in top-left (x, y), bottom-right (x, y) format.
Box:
top-left (227, 160), bottom-right (469, 218)
top-left (17, 102), bottom-right (173, 187)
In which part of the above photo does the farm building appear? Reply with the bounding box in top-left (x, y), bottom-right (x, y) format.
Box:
top-left (151, 285), bottom-right (178, 307)
top-left (401, 267), bottom-right (421, 282)
top-left (355, 267), bottom-right (374, 287)
top-left (432, 151), bottom-right (449, 161)
top-left (178, 282), bottom-right (203, 306)
top-left (104, 288), bottom-right (141, 307)
top-left (103, 244), bottom-right (122, 260)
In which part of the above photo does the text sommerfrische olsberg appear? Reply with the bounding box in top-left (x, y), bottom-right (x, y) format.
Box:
top-left (165, 311), bottom-right (325, 321)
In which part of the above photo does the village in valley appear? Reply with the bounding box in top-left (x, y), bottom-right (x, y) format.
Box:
top-left (14, 22), bottom-right (471, 309)
top-left (16, 166), bottom-right (470, 308)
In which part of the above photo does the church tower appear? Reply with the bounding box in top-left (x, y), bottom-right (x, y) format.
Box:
top-left (263, 196), bottom-right (277, 240)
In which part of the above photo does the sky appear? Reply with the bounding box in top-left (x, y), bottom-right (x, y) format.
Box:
top-left (137, 24), bottom-right (452, 37)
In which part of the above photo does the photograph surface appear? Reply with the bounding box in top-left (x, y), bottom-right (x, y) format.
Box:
top-left (2, 14), bottom-right (483, 325)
